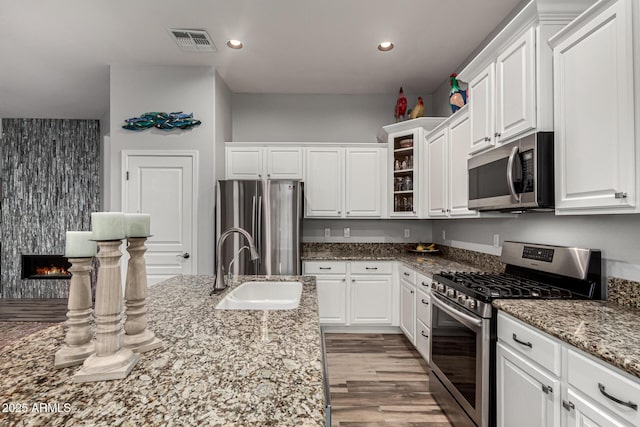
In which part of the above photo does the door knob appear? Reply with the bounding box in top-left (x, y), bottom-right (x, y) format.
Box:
top-left (181, 252), bottom-right (190, 259)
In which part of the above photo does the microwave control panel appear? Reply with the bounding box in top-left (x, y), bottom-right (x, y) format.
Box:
top-left (521, 150), bottom-right (534, 192)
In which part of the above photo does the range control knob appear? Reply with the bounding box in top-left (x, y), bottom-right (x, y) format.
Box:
top-left (437, 283), bottom-right (445, 293)
top-left (446, 288), bottom-right (456, 298)
top-left (457, 295), bottom-right (467, 304)
top-left (465, 298), bottom-right (477, 310)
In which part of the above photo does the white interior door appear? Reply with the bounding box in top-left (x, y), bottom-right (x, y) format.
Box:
top-left (123, 151), bottom-right (197, 285)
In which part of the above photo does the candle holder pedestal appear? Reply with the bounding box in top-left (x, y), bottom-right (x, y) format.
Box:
top-left (54, 257), bottom-right (95, 369)
top-left (73, 240), bottom-right (139, 383)
top-left (122, 237), bottom-right (162, 353)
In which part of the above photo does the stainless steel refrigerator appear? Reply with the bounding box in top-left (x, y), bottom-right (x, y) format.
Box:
top-left (216, 180), bottom-right (302, 277)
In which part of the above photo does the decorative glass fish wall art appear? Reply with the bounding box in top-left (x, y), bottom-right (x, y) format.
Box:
top-left (122, 112), bottom-right (202, 131)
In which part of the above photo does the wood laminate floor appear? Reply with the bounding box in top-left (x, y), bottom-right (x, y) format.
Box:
top-left (325, 333), bottom-right (452, 427)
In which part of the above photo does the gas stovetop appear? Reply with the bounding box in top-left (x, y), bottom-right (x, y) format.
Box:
top-left (435, 271), bottom-right (576, 301)
top-left (430, 241), bottom-right (602, 318)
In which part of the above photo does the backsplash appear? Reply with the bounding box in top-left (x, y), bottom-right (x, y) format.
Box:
top-left (607, 277), bottom-right (640, 309)
top-left (438, 246), bottom-right (504, 274)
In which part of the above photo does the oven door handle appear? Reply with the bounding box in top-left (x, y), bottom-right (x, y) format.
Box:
top-left (507, 146), bottom-right (522, 202)
top-left (432, 293), bottom-right (483, 331)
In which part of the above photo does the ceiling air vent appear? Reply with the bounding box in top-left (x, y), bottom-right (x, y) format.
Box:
top-left (169, 29), bottom-right (217, 52)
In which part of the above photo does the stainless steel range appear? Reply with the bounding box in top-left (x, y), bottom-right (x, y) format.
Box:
top-left (429, 241), bottom-right (603, 427)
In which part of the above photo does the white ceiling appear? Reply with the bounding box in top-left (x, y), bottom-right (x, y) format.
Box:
top-left (0, 0), bottom-right (522, 120)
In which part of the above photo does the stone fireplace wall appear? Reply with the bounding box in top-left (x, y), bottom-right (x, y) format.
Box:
top-left (1, 118), bottom-right (101, 298)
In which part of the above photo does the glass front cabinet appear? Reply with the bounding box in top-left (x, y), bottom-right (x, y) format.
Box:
top-left (388, 128), bottom-right (423, 217)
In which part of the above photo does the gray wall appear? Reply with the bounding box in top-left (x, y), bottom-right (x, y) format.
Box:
top-left (431, 215), bottom-right (640, 280)
top-left (109, 64), bottom-right (216, 275)
top-left (215, 71), bottom-right (232, 182)
top-left (304, 219), bottom-right (433, 243)
top-left (1, 118), bottom-right (101, 298)
top-left (232, 93), bottom-right (433, 143)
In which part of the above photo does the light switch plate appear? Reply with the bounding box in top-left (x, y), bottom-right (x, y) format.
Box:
top-left (344, 228), bottom-right (350, 238)
top-left (324, 228), bottom-right (331, 238)
top-left (493, 234), bottom-right (500, 247)
top-left (404, 228), bottom-right (411, 238)
top-left (442, 230), bottom-right (446, 241)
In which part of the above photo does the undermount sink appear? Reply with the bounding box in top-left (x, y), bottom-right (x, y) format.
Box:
top-left (215, 281), bottom-right (303, 310)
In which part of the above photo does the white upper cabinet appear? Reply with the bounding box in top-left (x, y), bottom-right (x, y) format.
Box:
top-left (305, 147), bottom-right (344, 217)
top-left (425, 107), bottom-right (479, 219)
top-left (304, 145), bottom-right (386, 218)
top-left (225, 147), bottom-right (264, 179)
top-left (265, 147), bottom-right (303, 179)
top-left (496, 27), bottom-right (536, 142)
top-left (388, 128), bottom-right (422, 217)
top-left (469, 64), bottom-right (496, 154)
top-left (345, 148), bottom-right (385, 217)
top-left (459, 1), bottom-right (593, 152)
top-left (225, 145), bottom-right (303, 180)
top-left (550, 0), bottom-right (638, 214)
top-left (427, 128), bottom-right (448, 217)
top-left (449, 110), bottom-right (478, 217)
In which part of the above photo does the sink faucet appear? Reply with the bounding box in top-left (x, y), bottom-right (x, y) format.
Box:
top-left (227, 245), bottom-right (250, 289)
top-left (213, 227), bottom-right (259, 294)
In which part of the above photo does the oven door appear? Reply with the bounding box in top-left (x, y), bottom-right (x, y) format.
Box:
top-left (429, 293), bottom-right (490, 427)
top-left (467, 139), bottom-right (524, 211)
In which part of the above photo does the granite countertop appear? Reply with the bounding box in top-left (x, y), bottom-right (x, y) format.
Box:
top-left (494, 299), bottom-right (640, 380)
top-left (0, 275), bottom-right (325, 427)
top-left (302, 251), bottom-right (482, 278)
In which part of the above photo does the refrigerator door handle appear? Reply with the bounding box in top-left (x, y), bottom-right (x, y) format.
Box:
top-left (251, 195), bottom-right (256, 248)
top-left (257, 195), bottom-right (263, 260)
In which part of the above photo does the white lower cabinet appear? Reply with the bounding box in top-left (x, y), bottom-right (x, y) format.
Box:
top-left (350, 275), bottom-right (393, 325)
top-left (399, 278), bottom-right (416, 344)
top-left (498, 312), bottom-right (640, 427)
top-left (303, 261), bottom-right (394, 326)
top-left (415, 319), bottom-right (430, 362)
top-left (497, 342), bottom-right (561, 427)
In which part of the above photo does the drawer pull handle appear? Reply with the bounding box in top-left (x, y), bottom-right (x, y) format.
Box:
top-left (421, 282), bottom-right (428, 287)
top-left (512, 333), bottom-right (532, 348)
top-left (542, 385), bottom-right (553, 394)
top-left (421, 331), bottom-right (429, 338)
top-left (403, 272), bottom-right (410, 277)
top-left (598, 383), bottom-right (638, 410)
top-left (365, 267), bottom-right (378, 270)
top-left (319, 267), bottom-right (332, 270)
top-left (421, 299), bottom-right (429, 305)
top-left (562, 400), bottom-right (574, 411)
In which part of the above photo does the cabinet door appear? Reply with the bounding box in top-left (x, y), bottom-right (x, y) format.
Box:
top-left (469, 63), bottom-right (496, 154)
top-left (399, 279), bottom-right (416, 344)
top-left (349, 275), bottom-right (393, 325)
top-left (563, 388), bottom-right (629, 427)
top-left (496, 343), bottom-right (561, 427)
top-left (427, 128), bottom-right (448, 217)
top-left (305, 148), bottom-right (344, 217)
top-left (226, 147), bottom-right (264, 179)
top-left (448, 109), bottom-right (478, 217)
top-left (415, 319), bottom-right (430, 363)
top-left (554, 0), bottom-right (636, 213)
top-left (315, 276), bottom-right (347, 325)
top-left (345, 148), bottom-right (383, 217)
top-left (266, 147), bottom-right (303, 179)
top-left (496, 27), bottom-right (536, 142)
top-left (390, 130), bottom-right (420, 217)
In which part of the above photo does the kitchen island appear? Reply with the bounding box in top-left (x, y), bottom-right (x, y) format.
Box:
top-left (0, 275), bottom-right (325, 427)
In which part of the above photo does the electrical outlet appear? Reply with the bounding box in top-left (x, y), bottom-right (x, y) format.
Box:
top-left (404, 228), bottom-right (411, 238)
top-left (324, 228), bottom-right (331, 238)
top-left (344, 227), bottom-right (350, 238)
top-left (442, 230), bottom-right (446, 241)
top-left (493, 234), bottom-right (500, 247)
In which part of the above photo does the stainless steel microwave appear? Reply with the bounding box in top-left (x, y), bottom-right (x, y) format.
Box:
top-left (468, 132), bottom-right (554, 212)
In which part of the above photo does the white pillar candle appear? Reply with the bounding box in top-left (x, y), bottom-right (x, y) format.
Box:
top-left (65, 231), bottom-right (97, 258)
top-left (91, 212), bottom-right (125, 241)
top-left (125, 213), bottom-right (151, 238)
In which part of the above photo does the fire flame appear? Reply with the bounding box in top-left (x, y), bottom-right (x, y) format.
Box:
top-left (35, 265), bottom-right (70, 276)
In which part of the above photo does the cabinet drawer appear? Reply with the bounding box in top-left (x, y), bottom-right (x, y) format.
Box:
top-left (415, 319), bottom-right (430, 362)
top-left (567, 349), bottom-right (640, 425)
top-left (416, 288), bottom-right (430, 327)
top-left (398, 264), bottom-right (416, 284)
top-left (350, 261), bottom-right (393, 275)
top-left (416, 273), bottom-right (432, 293)
top-left (303, 261), bottom-right (347, 275)
top-left (497, 312), bottom-right (561, 375)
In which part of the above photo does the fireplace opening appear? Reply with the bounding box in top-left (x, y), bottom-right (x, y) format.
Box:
top-left (21, 255), bottom-right (72, 280)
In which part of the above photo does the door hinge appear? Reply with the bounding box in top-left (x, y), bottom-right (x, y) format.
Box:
top-left (126, 171), bottom-right (129, 180)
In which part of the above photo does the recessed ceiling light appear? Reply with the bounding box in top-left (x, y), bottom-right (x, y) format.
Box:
top-left (226, 39), bottom-right (244, 49)
top-left (377, 41), bottom-right (394, 51)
